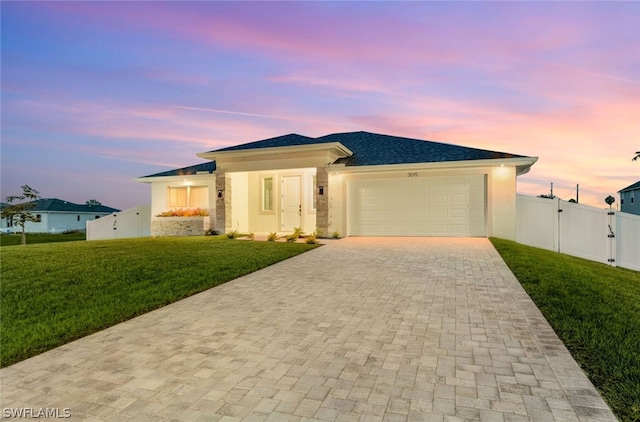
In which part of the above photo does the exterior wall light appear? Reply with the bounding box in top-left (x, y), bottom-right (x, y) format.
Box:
top-left (217, 190), bottom-right (223, 198)
top-left (318, 186), bottom-right (324, 195)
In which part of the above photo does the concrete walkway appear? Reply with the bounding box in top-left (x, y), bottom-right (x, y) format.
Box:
top-left (1, 238), bottom-right (616, 421)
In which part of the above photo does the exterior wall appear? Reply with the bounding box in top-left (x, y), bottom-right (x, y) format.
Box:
top-left (149, 176), bottom-right (216, 218)
top-left (215, 174), bottom-right (232, 233)
top-left (328, 172), bottom-right (346, 237)
top-left (315, 167), bottom-right (329, 236)
top-left (148, 175), bottom-right (216, 235)
top-left (620, 189), bottom-right (640, 215)
top-left (230, 172), bottom-right (249, 232)
top-left (332, 165), bottom-right (518, 239)
top-left (486, 166), bottom-right (517, 240)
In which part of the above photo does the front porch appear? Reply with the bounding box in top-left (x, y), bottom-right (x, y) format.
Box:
top-left (219, 167), bottom-right (322, 235)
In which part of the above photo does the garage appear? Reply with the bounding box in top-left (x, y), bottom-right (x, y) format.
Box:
top-left (348, 174), bottom-right (486, 236)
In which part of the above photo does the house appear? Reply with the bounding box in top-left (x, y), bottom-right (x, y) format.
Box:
top-left (619, 180), bottom-right (640, 215)
top-left (1, 198), bottom-right (120, 233)
top-left (138, 131), bottom-right (537, 240)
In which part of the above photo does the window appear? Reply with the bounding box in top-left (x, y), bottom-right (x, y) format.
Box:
top-left (36, 214), bottom-right (41, 222)
top-left (167, 186), bottom-right (208, 208)
top-left (262, 177), bottom-right (274, 211)
top-left (77, 215), bottom-right (80, 221)
top-left (631, 191), bottom-right (635, 205)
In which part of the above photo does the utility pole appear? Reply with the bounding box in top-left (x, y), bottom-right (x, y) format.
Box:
top-left (550, 182), bottom-right (554, 198)
top-left (576, 184), bottom-right (579, 204)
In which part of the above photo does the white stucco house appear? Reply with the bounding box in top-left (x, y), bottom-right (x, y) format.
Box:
top-left (138, 131), bottom-right (537, 240)
top-left (1, 198), bottom-right (119, 233)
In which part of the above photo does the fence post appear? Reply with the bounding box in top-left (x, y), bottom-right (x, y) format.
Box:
top-left (608, 210), bottom-right (617, 267)
top-left (555, 197), bottom-right (561, 253)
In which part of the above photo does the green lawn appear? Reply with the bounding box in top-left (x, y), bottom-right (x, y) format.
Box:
top-left (0, 231), bottom-right (86, 246)
top-left (490, 237), bottom-right (640, 422)
top-left (0, 236), bottom-right (318, 367)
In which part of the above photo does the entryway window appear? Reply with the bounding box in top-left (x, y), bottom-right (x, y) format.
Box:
top-left (262, 176), bottom-right (274, 211)
top-left (168, 186), bottom-right (207, 208)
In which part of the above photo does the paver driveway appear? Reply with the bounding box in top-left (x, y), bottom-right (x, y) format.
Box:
top-left (1, 238), bottom-right (616, 421)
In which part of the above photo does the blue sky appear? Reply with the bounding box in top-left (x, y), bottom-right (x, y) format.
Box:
top-left (2, 1), bottom-right (639, 209)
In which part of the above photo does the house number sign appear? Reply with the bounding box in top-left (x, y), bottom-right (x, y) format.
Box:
top-left (408, 172), bottom-right (419, 177)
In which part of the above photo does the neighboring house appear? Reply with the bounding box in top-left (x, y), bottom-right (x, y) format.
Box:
top-left (619, 181), bottom-right (640, 215)
top-left (138, 131), bottom-right (537, 240)
top-left (1, 198), bottom-right (120, 233)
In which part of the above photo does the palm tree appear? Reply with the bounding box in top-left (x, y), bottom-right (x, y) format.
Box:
top-left (634, 151), bottom-right (640, 161)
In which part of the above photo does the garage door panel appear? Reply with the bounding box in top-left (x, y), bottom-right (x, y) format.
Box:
top-left (349, 175), bottom-right (486, 236)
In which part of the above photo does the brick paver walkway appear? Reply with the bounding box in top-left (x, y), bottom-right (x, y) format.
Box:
top-left (1, 238), bottom-right (616, 421)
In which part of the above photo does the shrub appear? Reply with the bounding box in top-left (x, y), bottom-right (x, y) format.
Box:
top-left (226, 229), bottom-right (239, 239)
top-left (156, 208), bottom-right (209, 217)
top-left (331, 231), bottom-right (340, 239)
top-left (292, 226), bottom-right (305, 238)
top-left (305, 235), bottom-right (318, 244)
top-left (267, 232), bottom-right (278, 242)
top-left (204, 229), bottom-right (219, 236)
top-left (285, 233), bottom-right (297, 243)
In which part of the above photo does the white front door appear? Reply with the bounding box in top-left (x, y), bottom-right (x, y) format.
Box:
top-left (282, 175), bottom-right (301, 230)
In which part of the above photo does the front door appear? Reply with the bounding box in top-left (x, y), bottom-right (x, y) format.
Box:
top-left (282, 175), bottom-right (301, 230)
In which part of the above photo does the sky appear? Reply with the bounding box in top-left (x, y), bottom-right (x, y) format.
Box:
top-left (1, 1), bottom-right (639, 210)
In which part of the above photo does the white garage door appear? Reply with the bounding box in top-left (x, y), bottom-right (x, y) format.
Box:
top-left (348, 175), bottom-right (486, 236)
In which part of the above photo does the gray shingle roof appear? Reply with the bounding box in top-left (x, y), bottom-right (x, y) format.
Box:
top-left (211, 131), bottom-right (526, 166)
top-left (317, 131), bottom-right (525, 166)
top-left (139, 161), bottom-right (216, 179)
top-left (142, 131), bottom-right (530, 178)
top-left (30, 199), bottom-right (119, 213)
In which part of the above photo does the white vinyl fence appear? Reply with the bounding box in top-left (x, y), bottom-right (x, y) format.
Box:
top-left (516, 195), bottom-right (640, 271)
top-left (86, 205), bottom-right (151, 241)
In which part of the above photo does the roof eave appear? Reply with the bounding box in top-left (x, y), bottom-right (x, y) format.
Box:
top-left (135, 172), bottom-right (215, 183)
top-left (197, 142), bottom-right (353, 161)
top-left (329, 156), bottom-right (538, 174)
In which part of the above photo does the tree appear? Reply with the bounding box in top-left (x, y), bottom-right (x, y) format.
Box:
top-left (633, 151), bottom-right (640, 161)
top-left (85, 199), bottom-right (102, 206)
top-left (1, 185), bottom-right (41, 245)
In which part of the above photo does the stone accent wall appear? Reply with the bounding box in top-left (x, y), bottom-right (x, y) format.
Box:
top-left (151, 217), bottom-right (205, 237)
top-left (316, 167), bottom-right (329, 235)
top-left (216, 174), bottom-right (232, 233)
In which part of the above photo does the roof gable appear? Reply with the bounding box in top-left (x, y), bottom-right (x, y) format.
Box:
top-left (213, 133), bottom-right (318, 152)
top-left (619, 180), bottom-right (640, 193)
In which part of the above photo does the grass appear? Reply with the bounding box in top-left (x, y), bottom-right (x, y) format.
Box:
top-left (0, 231), bottom-right (86, 246)
top-left (0, 236), bottom-right (318, 367)
top-left (490, 237), bottom-right (640, 422)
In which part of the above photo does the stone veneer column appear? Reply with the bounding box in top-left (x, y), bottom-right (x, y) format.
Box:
top-left (216, 173), bottom-right (232, 233)
top-left (316, 167), bottom-right (329, 235)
